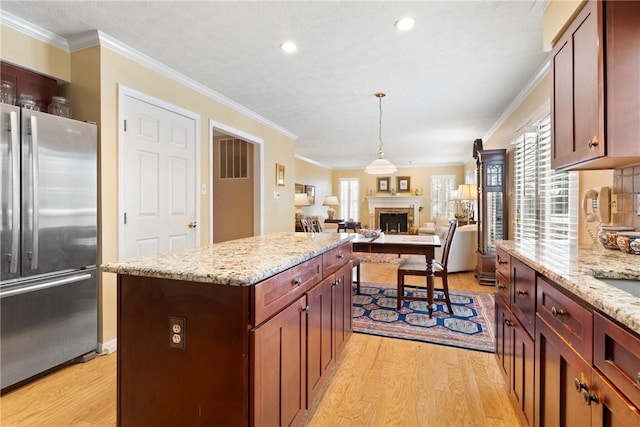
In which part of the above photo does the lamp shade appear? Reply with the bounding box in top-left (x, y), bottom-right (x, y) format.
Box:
top-left (457, 184), bottom-right (478, 201)
top-left (322, 196), bottom-right (340, 207)
top-left (294, 193), bottom-right (311, 207)
top-left (364, 156), bottom-right (398, 174)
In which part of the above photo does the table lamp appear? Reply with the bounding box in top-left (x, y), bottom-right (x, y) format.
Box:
top-left (295, 193), bottom-right (311, 221)
top-left (457, 184), bottom-right (478, 221)
top-left (322, 195), bottom-right (340, 219)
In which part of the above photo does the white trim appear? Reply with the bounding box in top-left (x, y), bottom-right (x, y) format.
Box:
top-left (209, 119), bottom-right (264, 243)
top-left (295, 154), bottom-right (333, 170)
top-left (2, 16), bottom-right (296, 141)
top-left (0, 11), bottom-right (69, 50)
top-left (117, 84), bottom-right (201, 258)
top-left (98, 338), bottom-right (117, 355)
top-left (483, 60), bottom-right (550, 144)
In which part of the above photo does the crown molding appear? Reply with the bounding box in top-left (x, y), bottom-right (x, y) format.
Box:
top-left (295, 154), bottom-right (333, 170)
top-left (3, 14), bottom-right (297, 140)
top-left (482, 59), bottom-right (550, 144)
top-left (1, 10), bottom-right (69, 50)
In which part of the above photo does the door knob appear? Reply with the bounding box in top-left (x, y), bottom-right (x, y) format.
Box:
top-left (188, 221), bottom-right (197, 229)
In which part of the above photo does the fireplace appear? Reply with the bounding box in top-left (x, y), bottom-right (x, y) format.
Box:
top-left (379, 212), bottom-right (409, 233)
top-left (366, 196), bottom-right (422, 232)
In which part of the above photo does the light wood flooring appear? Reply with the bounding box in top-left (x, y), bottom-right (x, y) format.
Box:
top-left (0, 262), bottom-right (522, 427)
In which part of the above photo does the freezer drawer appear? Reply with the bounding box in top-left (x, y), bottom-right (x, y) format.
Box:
top-left (0, 269), bottom-right (97, 390)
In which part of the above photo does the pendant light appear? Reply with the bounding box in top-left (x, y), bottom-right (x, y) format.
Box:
top-left (365, 92), bottom-right (397, 175)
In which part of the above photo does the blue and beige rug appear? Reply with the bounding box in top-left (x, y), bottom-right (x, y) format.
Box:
top-left (352, 283), bottom-right (495, 353)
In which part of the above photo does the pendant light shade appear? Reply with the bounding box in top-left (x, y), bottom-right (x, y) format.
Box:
top-left (365, 93), bottom-right (397, 175)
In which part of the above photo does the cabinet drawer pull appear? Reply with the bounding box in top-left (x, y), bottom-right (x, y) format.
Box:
top-left (573, 378), bottom-right (588, 392)
top-left (636, 373), bottom-right (640, 387)
top-left (302, 306), bottom-right (310, 313)
top-left (497, 284), bottom-right (506, 290)
top-left (583, 391), bottom-right (599, 406)
top-left (337, 253), bottom-right (344, 259)
top-left (335, 278), bottom-right (342, 286)
top-left (293, 278), bottom-right (302, 287)
top-left (516, 288), bottom-right (528, 296)
top-left (551, 306), bottom-right (565, 318)
top-left (498, 260), bottom-right (508, 265)
top-left (587, 139), bottom-right (599, 149)
top-left (504, 319), bottom-right (514, 327)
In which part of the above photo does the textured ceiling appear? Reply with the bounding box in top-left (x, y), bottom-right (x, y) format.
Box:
top-left (1, 1), bottom-right (549, 169)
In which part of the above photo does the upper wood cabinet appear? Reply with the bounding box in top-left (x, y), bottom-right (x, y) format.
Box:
top-left (1, 62), bottom-right (58, 112)
top-left (551, 0), bottom-right (640, 170)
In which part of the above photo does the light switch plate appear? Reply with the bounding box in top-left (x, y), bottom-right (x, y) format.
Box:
top-left (610, 194), bottom-right (618, 214)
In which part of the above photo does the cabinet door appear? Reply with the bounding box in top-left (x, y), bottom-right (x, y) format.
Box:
top-left (589, 369), bottom-right (640, 427)
top-left (536, 316), bottom-right (592, 427)
top-left (495, 294), bottom-right (513, 381)
top-left (252, 296), bottom-right (307, 427)
top-left (511, 258), bottom-right (536, 338)
top-left (306, 275), bottom-right (335, 407)
top-left (513, 316), bottom-right (535, 427)
top-left (551, 0), bottom-right (604, 169)
top-left (333, 262), bottom-right (353, 357)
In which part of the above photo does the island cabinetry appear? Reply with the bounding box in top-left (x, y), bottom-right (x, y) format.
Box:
top-left (252, 295), bottom-right (307, 427)
top-left (551, 0), bottom-right (640, 170)
top-left (494, 251), bottom-right (535, 427)
top-left (117, 276), bottom-right (252, 427)
top-left (511, 258), bottom-right (536, 339)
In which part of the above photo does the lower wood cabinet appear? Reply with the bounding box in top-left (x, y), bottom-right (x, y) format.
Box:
top-left (252, 295), bottom-right (308, 427)
top-left (495, 294), bottom-right (534, 426)
top-left (589, 368), bottom-right (640, 427)
top-left (333, 262), bottom-right (353, 357)
top-left (535, 315), bottom-right (592, 427)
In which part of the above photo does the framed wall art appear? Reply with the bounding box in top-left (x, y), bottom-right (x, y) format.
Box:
top-left (377, 177), bottom-right (390, 192)
top-left (305, 185), bottom-right (315, 205)
top-left (276, 163), bottom-right (285, 186)
top-left (295, 183), bottom-right (304, 193)
top-left (397, 176), bottom-right (411, 192)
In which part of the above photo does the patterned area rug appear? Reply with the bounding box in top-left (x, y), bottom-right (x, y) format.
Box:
top-left (352, 283), bottom-right (495, 353)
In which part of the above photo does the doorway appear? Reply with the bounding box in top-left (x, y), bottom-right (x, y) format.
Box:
top-left (209, 120), bottom-right (263, 243)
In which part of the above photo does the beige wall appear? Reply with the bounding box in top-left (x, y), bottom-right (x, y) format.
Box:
top-left (294, 158), bottom-right (334, 222)
top-left (543, 0), bottom-right (586, 50)
top-left (331, 165), bottom-right (465, 227)
top-left (2, 25), bottom-right (297, 347)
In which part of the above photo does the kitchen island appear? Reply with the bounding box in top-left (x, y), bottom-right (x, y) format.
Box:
top-left (102, 232), bottom-right (355, 427)
top-left (494, 240), bottom-right (640, 426)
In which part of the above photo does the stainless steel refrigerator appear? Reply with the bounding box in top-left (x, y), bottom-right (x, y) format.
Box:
top-left (1, 104), bottom-right (98, 391)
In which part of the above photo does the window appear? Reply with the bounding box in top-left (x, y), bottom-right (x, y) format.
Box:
top-left (339, 178), bottom-right (359, 221)
top-left (513, 114), bottom-right (578, 242)
top-left (219, 138), bottom-right (248, 179)
top-left (430, 175), bottom-right (457, 219)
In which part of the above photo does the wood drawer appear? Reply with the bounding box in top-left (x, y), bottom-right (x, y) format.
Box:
top-left (496, 248), bottom-right (511, 282)
top-left (511, 257), bottom-right (536, 338)
top-left (593, 312), bottom-right (640, 409)
top-left (322, 243), bottom-right (351, 277)
top-left (253, 256), bottom-right (322, 326)
top-left (496, 271), bottom-right (511, 303)
top-left (536, 276), bottom-right (593, 363)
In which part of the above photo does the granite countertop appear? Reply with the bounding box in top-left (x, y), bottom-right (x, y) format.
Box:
top-left (102, 232), bottom-right (354, 286)
top-left (496, 240), bottom-right (640, 335)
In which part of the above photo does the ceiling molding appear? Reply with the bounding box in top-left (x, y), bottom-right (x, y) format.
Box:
top-left (3, 13), bottom-right (298, 141)
top-left (295, 154), bottom-right (333, 170)
top-left (1, 10), bottom-right (69, 50)
top-left (482, 59), bottom-right (550, 144)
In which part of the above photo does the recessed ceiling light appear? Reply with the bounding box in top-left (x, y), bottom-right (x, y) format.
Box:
top-left (394, 17), bottom-right (415, 31)
top-left (280, 41), bottom-right (298, 53)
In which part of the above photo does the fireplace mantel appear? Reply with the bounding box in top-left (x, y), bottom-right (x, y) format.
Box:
top-left (367, 196), bottom-right (422, 228)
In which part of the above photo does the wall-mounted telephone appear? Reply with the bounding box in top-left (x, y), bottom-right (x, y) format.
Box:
top-left (582, 186), bottom-right (611, 223)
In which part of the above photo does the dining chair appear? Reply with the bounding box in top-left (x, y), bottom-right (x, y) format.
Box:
top-left (396, 219), bottom-right (458, 314)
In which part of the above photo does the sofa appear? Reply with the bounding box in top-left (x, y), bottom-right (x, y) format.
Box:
top-left (419, 219), bottom-right (477, 273)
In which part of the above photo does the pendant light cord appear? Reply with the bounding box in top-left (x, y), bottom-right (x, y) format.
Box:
top-left (376, 92), bottom-right (386, 155)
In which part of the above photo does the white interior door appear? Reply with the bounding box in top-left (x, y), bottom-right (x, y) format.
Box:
top-left (121, 94), bottom-right (197, 258)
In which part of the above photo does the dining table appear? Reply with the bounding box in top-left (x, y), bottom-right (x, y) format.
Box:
top-left (351, 233), bottom-right (442, 316)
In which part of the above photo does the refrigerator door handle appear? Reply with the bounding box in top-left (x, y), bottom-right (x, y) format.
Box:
top-left (0, 273), bottom-right (92, 298)
top-left (30, 115), bottom-right (40, 271)
top-left (9, 111), bottom-right (20, 274)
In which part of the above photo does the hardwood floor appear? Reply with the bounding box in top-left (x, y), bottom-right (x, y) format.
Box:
top-left (0, 262), bottom-right (521, 427)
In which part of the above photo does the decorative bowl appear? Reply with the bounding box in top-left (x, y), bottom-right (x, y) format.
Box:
top-left (360, 229), bottom-right (381, 238)
top-left (616, 231), bottom-right (640, 255)
top-left (597, 225), bottom-right (635, 250)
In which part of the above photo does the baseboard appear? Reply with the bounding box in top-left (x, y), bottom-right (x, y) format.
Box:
top-left (99, 338), bottom-right (117, 355)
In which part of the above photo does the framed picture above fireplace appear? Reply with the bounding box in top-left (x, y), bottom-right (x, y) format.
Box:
top-left (397, 176), bottom-right (411, 192)
top-left (377, 177), bottom-right (390, 192)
